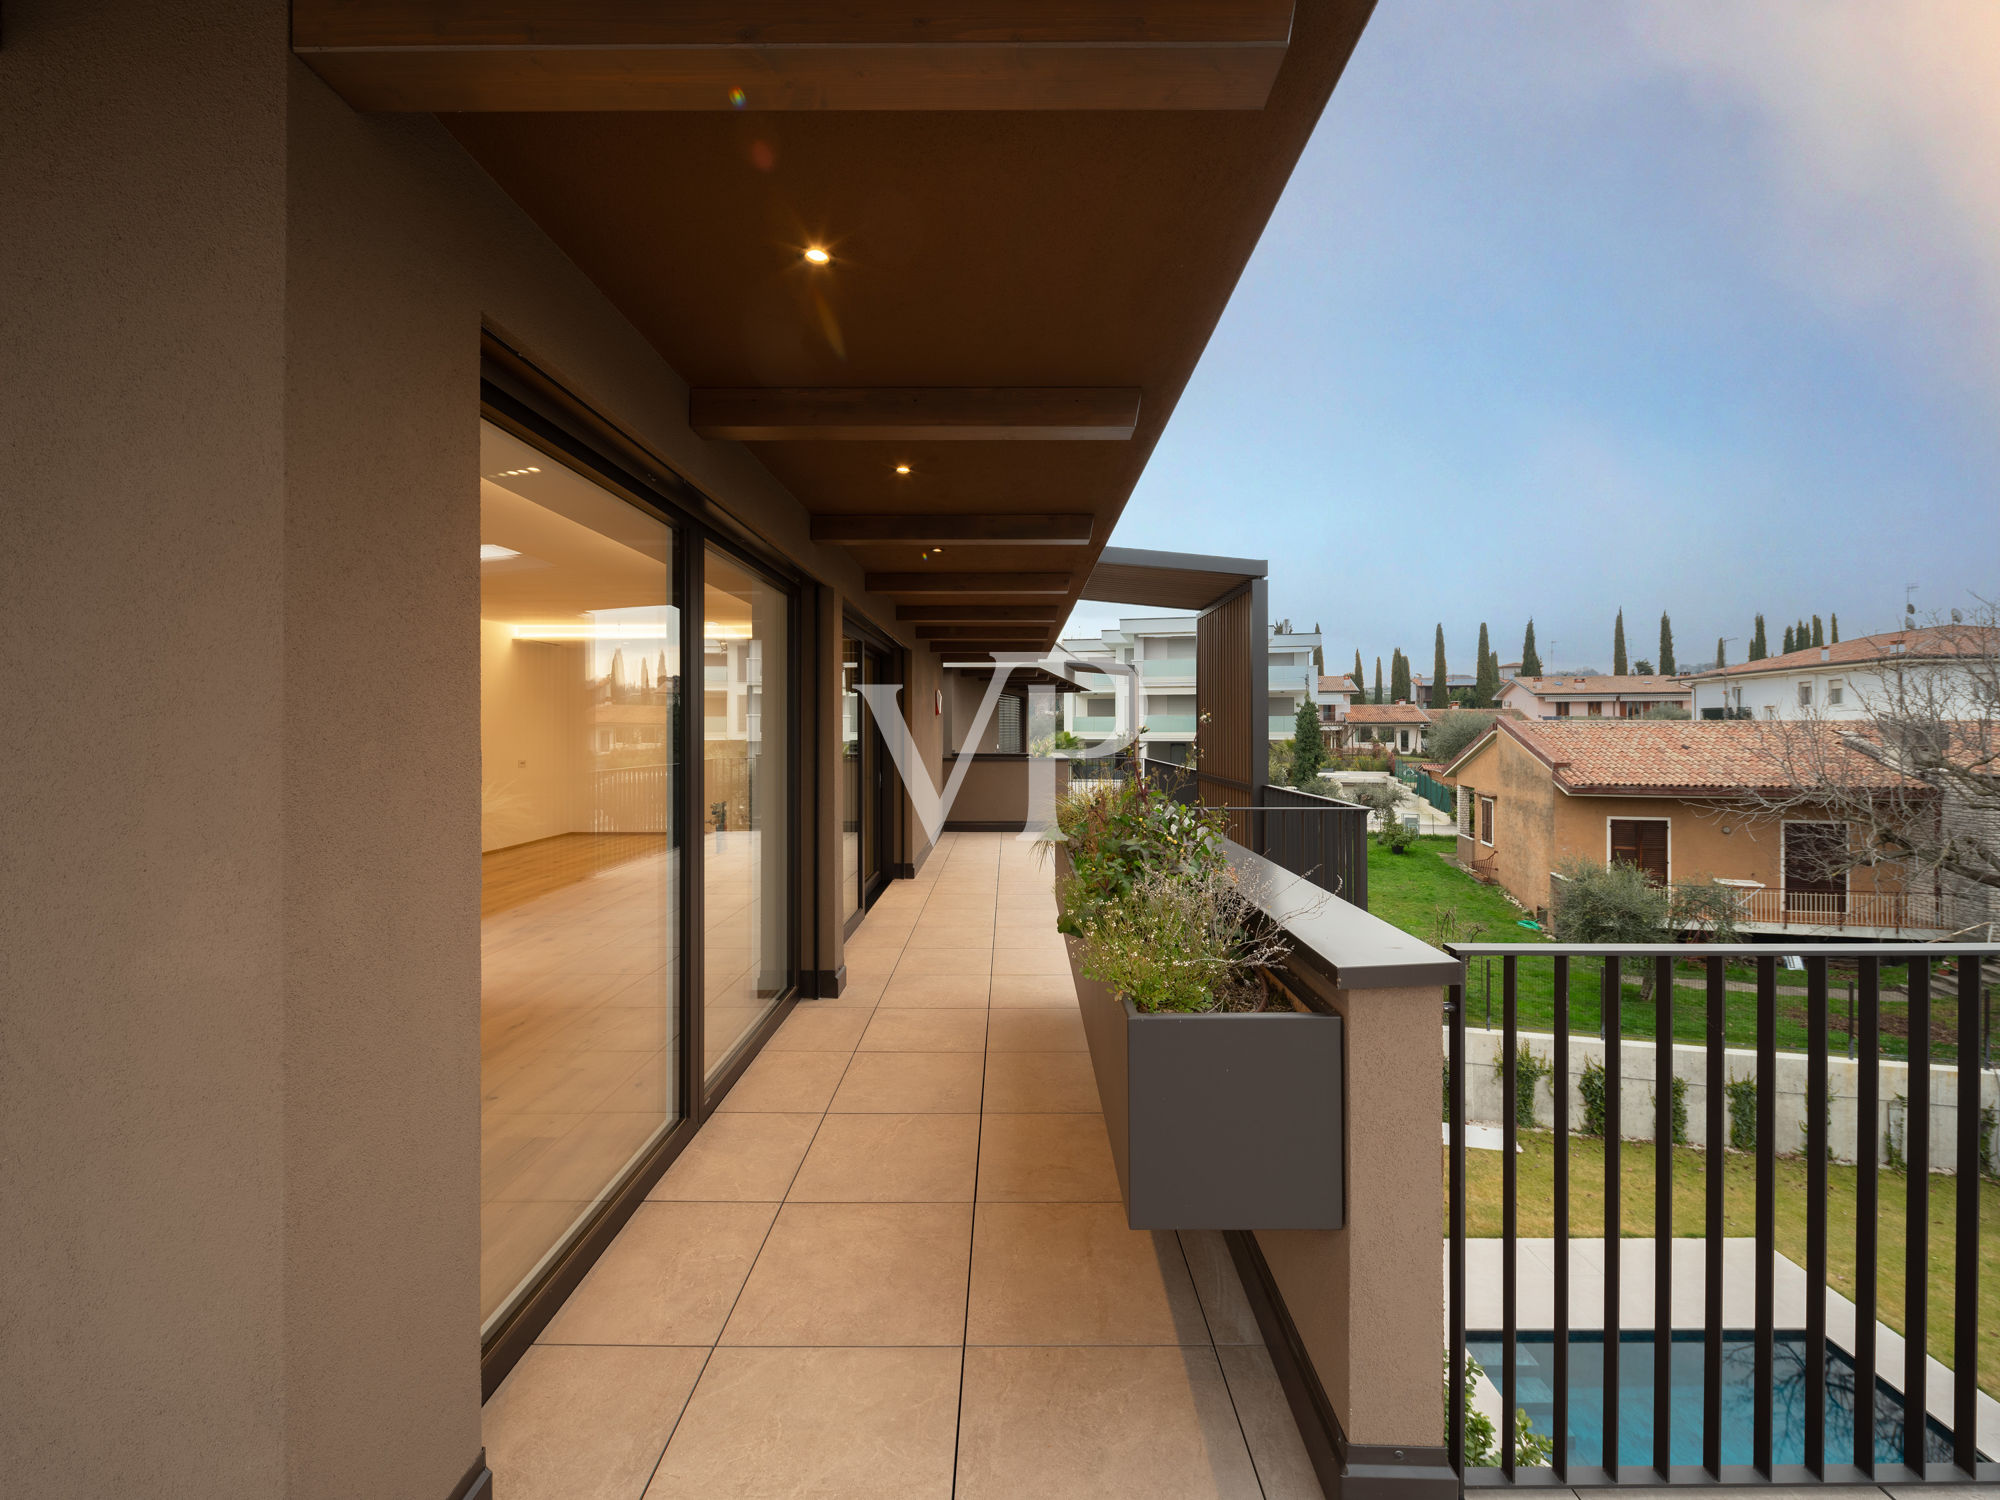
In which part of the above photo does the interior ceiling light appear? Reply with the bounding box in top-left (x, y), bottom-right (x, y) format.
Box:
top-left (485, 466), bottom-right (541, 479)
top-left (480, 544), bottom-right (521, 562)
top-left (802, 246), bottom-right (831, 265)
top-left (895, 464), bottom-right (911, 475)
top-left (514, 622), bottom-right (673, 642)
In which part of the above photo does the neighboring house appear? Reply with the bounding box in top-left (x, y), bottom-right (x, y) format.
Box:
top-left (1684, 625), bottom-right (2000, 721)
top-left (1411, 671), bottom-right (1477, 708)
top-left (1495, 674), bottom-right (1691, 719)
top-left (1317, 673), bottom-right (1357, 724)
top-left (1438, 719), bottom-right (1941, 937)
top-left (1337, 702), bottom-right (1430, 756)
top-left (1056, 615), bottom-right (1321, 764)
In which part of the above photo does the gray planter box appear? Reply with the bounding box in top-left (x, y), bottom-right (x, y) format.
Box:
top-left (1055, 848), bottom-right (1345, 1230)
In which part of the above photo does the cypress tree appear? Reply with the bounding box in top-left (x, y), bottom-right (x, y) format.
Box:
top-left (1312, 623), bottom-right (1324, 676)
top-left (1811, 615), bottom-right (1824, 648)
top-left (1473, 623), bottom-right (1498, 706)
top-left (1352, 649), bottom-right (1365, 693)
top-left (1658, 612), bottom-right (1676, 676)
top-left (1433, 625), bottom-right (1449, 708)
top-left (1796, 619), bottom-right (1809, 652)
top-left (1520, 619), bottom-right (1543, 677)
top-left (1390, 649), bottom-right (1411, 704)
top-left (1612, 610), bottom-right (1628, 676)
top-left (1782, 624), bottom-right (1795, 655)
top-left (1715, 636), bottom-right (1727, 669)
top-left (1373, 656), bottom-right (1384, 705)
top-left (1830, 613), bottom-right (1839, 644)
top-left (1290, 699), bottom-right (1326, 784)
top-left (1750, 615), bottom-right (1767, 661)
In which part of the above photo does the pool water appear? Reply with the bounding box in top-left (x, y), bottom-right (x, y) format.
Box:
top-left (1465, 1330), bottom-right (1975, 1468)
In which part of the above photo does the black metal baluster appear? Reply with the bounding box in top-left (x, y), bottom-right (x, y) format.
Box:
top-left (1449, 981), bottom-right (1467, 1475)
top-left (1805, 956), bottom-right (1829, 1477)
top-left (1904, 959), bottom-right (1930, 1475)
top-left (1954, 955), bottom-right (1979, 1475)
top-left (1554, 955), bottom-right (1571, 1483)
top-left (1703, 957), bottom-right (1725, 1479)
top-left (1754, 954), bottom-right (1775, 1476)
top-left (1603, 955), bottom-right (1622, 1478)
top-left (1854, 957), bottom-right (1879, 1474)
top-left (1654, 954), bottom-right (1674, 1478)
top-left (1503, 956), bottom-right (1519, 1478)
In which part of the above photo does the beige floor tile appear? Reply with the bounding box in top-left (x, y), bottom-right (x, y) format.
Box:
top-left (992, 946), bottom-right (1073, 976)
top-left (648, 1113), bottom-right (819, 1202)
top-left (858, 1008), bottom-right (989, 1053)
top-left (721, 1202), bottom-right (972, 1346)
top-left (765, 1005), bottom-right (871, 1052)
top-left (829, 1052), bottom-right (986, 1113)
top-left (1218, 1343), bottom-right (1325, 1499)
top-left (484, 1344), bottom-right (706, 1500)
top-left (893, 946), bottom-right (994, 978)
top-left (981, 1051), bottom-right (1101, 1113)
top-left (644, 1347), bottom-right (960, 1500)
top-left (955, 1346), bottom-right (1261, 1500)
top-left (975, 1113), bottom-right (1120, 1202)
top-left (540, 1201), bottom-right (777, 1345)
top-left (787, 1112), bottom-right (980, 1202)
top-left (1175, 1230), bottom-right (1263, 1345)
top-left (880, 971), bottom-right (990, 1009)
top-left (904, 920), bottom-right (995, 950)
top-left (994, 919), bottom-right (1060, 944)
top-left (825, 971), bottom-right (888, 1006)
top-left (714, 1051), bottom-right (849, 1113)
top-left (967, 1202), bottom-right (1209, 1345)
top-left (986, 1007), bottom-right (1087, 1052)
top-left (989, 973), bottom-right (1079, 1008)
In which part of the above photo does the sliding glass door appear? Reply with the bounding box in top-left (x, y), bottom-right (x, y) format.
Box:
top-left (840, 629), bottom-right (893, 929)
top-left (701, 544), bottom-right (793, 1084)
top-left (477, 420), bottom-right (682, 1336)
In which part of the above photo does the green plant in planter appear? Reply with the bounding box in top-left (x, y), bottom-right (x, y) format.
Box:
top-left (1052, 775), bottom-right (1227, 936)
top-left (1072, 864), bottom-right (1292, 1014)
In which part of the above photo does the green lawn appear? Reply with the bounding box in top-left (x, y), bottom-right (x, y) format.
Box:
top-left (1372, 838), bottom-right (1984, 1061)
top-left (1451, 1132), bottom-right (2000, 1397)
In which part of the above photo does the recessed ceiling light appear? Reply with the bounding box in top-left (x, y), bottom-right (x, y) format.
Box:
top-left (895, 464), bottom-right (911, 475)
top-left (481, 544), bottom-right (521, 562)
top-left (803, 246), bottom-right (830, 265)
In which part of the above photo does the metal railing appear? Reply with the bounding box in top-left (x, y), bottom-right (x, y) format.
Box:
top-left (1735, 889), bottom-right (1949, 933)
top-left (1259, 784), bottom-right (1369, 910)
top-left (1444, 942), bottom-right (2000, 1489)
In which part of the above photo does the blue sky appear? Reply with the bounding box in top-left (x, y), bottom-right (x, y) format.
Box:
top-left (1067, 1), bottom-right (2000, 678)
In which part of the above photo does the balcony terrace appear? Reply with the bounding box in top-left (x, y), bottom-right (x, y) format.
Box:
top-left (481, 833), bottom-right (1320, 1500)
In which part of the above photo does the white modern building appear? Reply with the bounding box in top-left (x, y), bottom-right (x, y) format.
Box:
top-left (1686, 626), bottom-right (1998, 720)
top-left (1057, 615), bottom-right (1322, 764)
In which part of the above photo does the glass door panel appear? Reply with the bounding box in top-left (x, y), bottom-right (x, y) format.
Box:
top-left (477, 420), bottom-right (681, 1336)
top-left (840, 636), bottom-right (862, 925)
top-left (703, 546), bottom-right (792, 1081)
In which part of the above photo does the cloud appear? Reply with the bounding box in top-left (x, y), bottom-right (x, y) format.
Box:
top-left (1630, 1), bottom-right (2000, 377)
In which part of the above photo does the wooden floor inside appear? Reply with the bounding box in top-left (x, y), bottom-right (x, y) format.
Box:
top-left (483, 832), bottom-right (669, 918)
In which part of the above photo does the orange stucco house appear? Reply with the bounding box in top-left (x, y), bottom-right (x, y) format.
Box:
top-left (1438, 718), bottom-right (1943, 937)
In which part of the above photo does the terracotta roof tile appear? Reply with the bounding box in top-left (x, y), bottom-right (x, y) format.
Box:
top-left (1318, 674), bottom-right (1357, 693)
top-left (1502, 675), bottom-right (1689, 695)
top-left (1491, 719), bottom-right (1923, 794)
top-left (1689, 625), bottom-right (2000, 679)
top-left (1345, 703), bottom-right (1431, 724)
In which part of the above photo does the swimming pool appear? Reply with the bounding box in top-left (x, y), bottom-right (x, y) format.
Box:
top-left (1465, 1330), bottom-right (1977, 1468)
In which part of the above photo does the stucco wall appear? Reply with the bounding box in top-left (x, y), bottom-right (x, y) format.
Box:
top-left (4, 3), bottom-right (937, 1491)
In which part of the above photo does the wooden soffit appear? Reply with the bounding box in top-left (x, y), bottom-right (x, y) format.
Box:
top-left (293, 2), bottom-right (1296, 113)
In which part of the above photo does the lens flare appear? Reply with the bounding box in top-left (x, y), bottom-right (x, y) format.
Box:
top-left (728, 87), bottom-right (746, 108)
top-left (803, 246), bottom-right (830, 265)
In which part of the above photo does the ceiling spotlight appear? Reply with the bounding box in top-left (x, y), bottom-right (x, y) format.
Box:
top-left (803, 246), bottom-right (830, 265)
top-left (895, 464), bottom-right (911, 475)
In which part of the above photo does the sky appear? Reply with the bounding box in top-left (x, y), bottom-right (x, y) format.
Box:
top-left (1063, 0), bottom-right (2000, 679)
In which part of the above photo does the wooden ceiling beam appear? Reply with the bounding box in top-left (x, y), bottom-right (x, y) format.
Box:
top-left (896, 604), bottom-right (1059, 623)
top-left (293, 3), bottom-right (1293, 113)
top-left (915, 624), bottom-right (1050, 641)
top-left (867, 571), bottom-right (1072, 595)
top-left (812, 513), bottom-right (1093, 546)
top-left (691, 388), bottom-right (1140, 443)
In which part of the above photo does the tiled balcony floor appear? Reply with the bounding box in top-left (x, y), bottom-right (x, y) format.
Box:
top-left (484, 832), bottom-right (1323, 1499)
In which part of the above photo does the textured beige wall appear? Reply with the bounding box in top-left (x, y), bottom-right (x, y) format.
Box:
top-left (0, 1), bottom-right (291, 1493)
top-left (3, 1), bottom-right (931, 1493)
top-left (1255, 984), bottom-right (1443, 1451)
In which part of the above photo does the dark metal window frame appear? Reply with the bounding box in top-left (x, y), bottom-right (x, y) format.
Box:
top-left (476, 343), bottom-right (805, 1396)
top-left (839, 610), bottom-right (899, 935)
